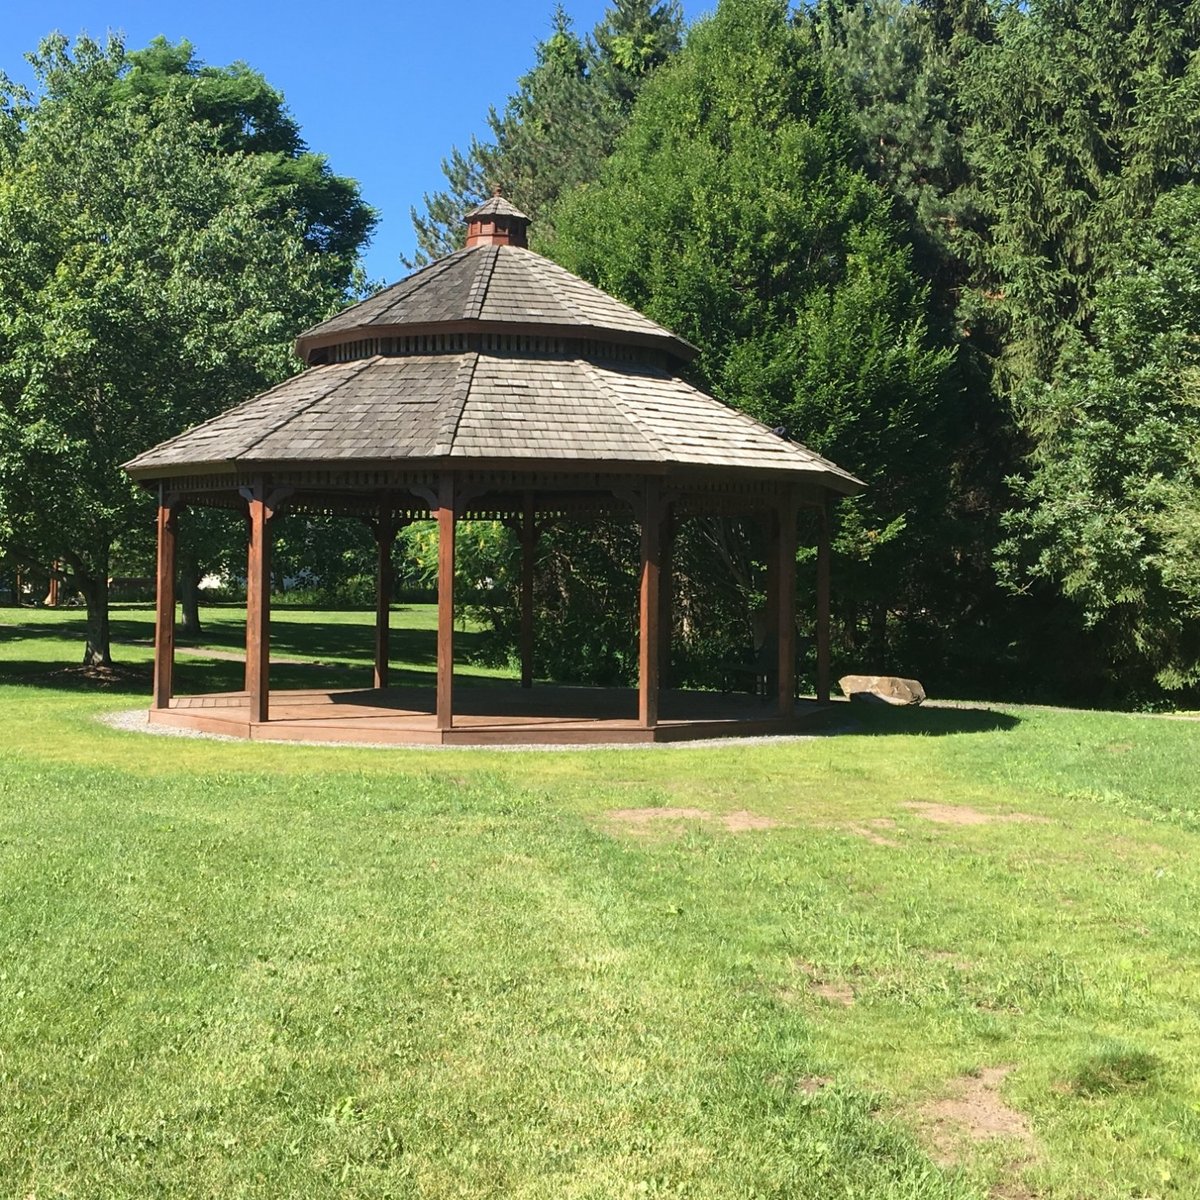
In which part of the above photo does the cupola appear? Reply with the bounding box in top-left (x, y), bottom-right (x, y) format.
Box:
top-left (463, 188), bottom-right (531, 248)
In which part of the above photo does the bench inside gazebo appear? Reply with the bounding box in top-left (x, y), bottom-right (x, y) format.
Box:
top-left (126, 193), bottom-right (862, 746)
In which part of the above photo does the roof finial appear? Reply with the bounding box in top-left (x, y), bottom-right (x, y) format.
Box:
top-left (464, 190), bottom-right (531, 250)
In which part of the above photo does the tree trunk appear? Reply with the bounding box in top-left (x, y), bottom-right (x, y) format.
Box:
top-left (80, 572), bottom-right (112, 667)
top-left (179, 555), bottom-right (203, 637)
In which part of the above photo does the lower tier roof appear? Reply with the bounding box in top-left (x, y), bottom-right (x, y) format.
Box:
top-left (124, 352), bottom-right (862, 492)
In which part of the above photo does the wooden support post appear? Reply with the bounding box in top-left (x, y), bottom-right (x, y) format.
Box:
top-left (816, 494), bottom-right (832, 705)
top-left (374, 505), bottom-right (395, 690)
top-left (777, 492), bottom-right (798, 716)
top-left (436, 473), bottom-right (456, 730)
top-left (519, 492), bottom-right (536, 689)
top-left (763, 511), bottom-right (780, 699)
top-left (152, 495), bottom-right (179, 710)
top-left (242, 512), bottom-right (254, 694)
top-left (639, 478), bottom-right (663, 729)
top-left (658, 507), bottom-right (674, 690)
top-left (245, 486), bottom-right (271, 724)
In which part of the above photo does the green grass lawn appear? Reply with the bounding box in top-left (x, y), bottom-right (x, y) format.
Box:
top-left (1, 605), bottom-right (1199, 1198)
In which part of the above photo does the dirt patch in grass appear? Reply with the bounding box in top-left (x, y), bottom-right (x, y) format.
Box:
top-left (606, 807), bottom-right (780, 834)
top-left (925, 949), bottom-right (974, 971)
top-left (847, 817), bottom-right (900, 846)
top-left (724, 809), bottom-right (781, 832)
top-left (797, 1075), bottom-right (833, 1094)
top-left (608, 806), bottom-right (711, 827)
top-left (793, 961), bottom-right (855, 1006)
top-left (39, 663), bottom-right (150, 688)
top-left (904, 802), bottom-right (1048, 827)
top-left (919, 1066), bottom-right (1034, 1167)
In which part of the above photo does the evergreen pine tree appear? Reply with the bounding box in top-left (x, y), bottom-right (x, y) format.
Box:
top-left (409, 0), bottom-right (682, 263)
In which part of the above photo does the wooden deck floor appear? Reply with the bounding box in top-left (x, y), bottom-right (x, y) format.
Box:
top-left (148, 685), bottom-right (832, 745)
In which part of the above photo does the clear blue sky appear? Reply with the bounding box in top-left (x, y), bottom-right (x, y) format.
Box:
top-left (0, 0), bottom-right (703, 282)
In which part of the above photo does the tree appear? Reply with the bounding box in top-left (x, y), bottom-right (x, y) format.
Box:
top-left (957, 0), bottom-right (1200, 389)
top-left (104, 38), bottom-right (378, 633)
top-left (998, 186), bottom-right (1200, 693)
top-left (0, 36), bottom-right (349, 665)
top-left (409, 0), bottom-right (682, 263)
top-left (816, 0), bottom-right (1027, 687)
top-left (548, 0), bottom-right (955, 672)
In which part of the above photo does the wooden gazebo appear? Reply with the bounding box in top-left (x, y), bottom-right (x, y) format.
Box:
top-left (124, 195), bottom-right (863, 745)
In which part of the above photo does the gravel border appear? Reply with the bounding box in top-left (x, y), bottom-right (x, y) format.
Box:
top-left (97, 707), bottom-right (833, 752)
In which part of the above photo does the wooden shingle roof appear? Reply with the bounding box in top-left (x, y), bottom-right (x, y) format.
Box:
top-left (126, 223), bottom-right (864, 496)
top-left (124, 349), bottom-right (861, 492)
top-left (463, 194), bottom-right (530, 222)
top-left (294, 244), bottom-right (697, 365)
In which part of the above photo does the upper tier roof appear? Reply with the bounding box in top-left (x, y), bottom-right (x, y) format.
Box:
top-left (294, 243), bottom-right (698, 365)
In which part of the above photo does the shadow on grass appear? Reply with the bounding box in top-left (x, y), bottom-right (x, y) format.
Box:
top-left (0, 656), bottom-right (507, 697)
top-left (841, 702), bottom-right (1020, 736)
top-left (0, 605), bottom-right (505, 698)
top-left (0, 611), bottom-right (487, 663)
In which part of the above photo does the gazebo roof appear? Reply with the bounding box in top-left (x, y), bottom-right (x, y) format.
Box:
top-left (293, 243), bottom-right (698, 365)
top-left (124, 195), bottom-right (863, 496)
top-left (124, 349), bottom-right (860, 489)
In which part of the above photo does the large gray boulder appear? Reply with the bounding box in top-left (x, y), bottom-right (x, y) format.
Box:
top-left (839, 675), bottom-right (926, 706)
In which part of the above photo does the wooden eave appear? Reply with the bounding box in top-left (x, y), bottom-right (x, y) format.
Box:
top-left (293, 319), bottom-right (699, 367)
top-left (125, 454), bottom-right (864, 497)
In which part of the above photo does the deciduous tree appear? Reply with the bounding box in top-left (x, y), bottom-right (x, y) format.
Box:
top-left (0, 36), bottom-right (353, 664)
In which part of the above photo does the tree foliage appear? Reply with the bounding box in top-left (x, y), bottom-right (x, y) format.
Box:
top-left (998, 186), bottom-right (1200, 690)
top-left (409, 0), bottom-right (682, 262)
top-left (117, 38), bottom-right (376, 279)
top-left (958, 0), bottom-right (1200, 388)
top-left (547, 0), bottom-right (955, 672)
top-left (0, 36), bottom-right (359, 663)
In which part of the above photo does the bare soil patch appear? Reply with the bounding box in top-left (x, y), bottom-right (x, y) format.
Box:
top-left (847, 817), bottom-right (900, 846)
top-left (608, 806), bottom-right (712, 826)
top-left (39, 663), bottom-right (149, 688)
top-left (919, 1066), bottom-right (1034, 1167)
top-left (797, 1075), bottom-right (833, 1095)
top-left (724, 809), bottom-right (781, 832)
top-left (904, 802), bottom-right (1048, 827)
top-left (794, 960), bottom-right (855, 1006)
top-left (925, 949), bottom-right (975, 971)
top-left (606, 807), bottom-right (779, 834)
